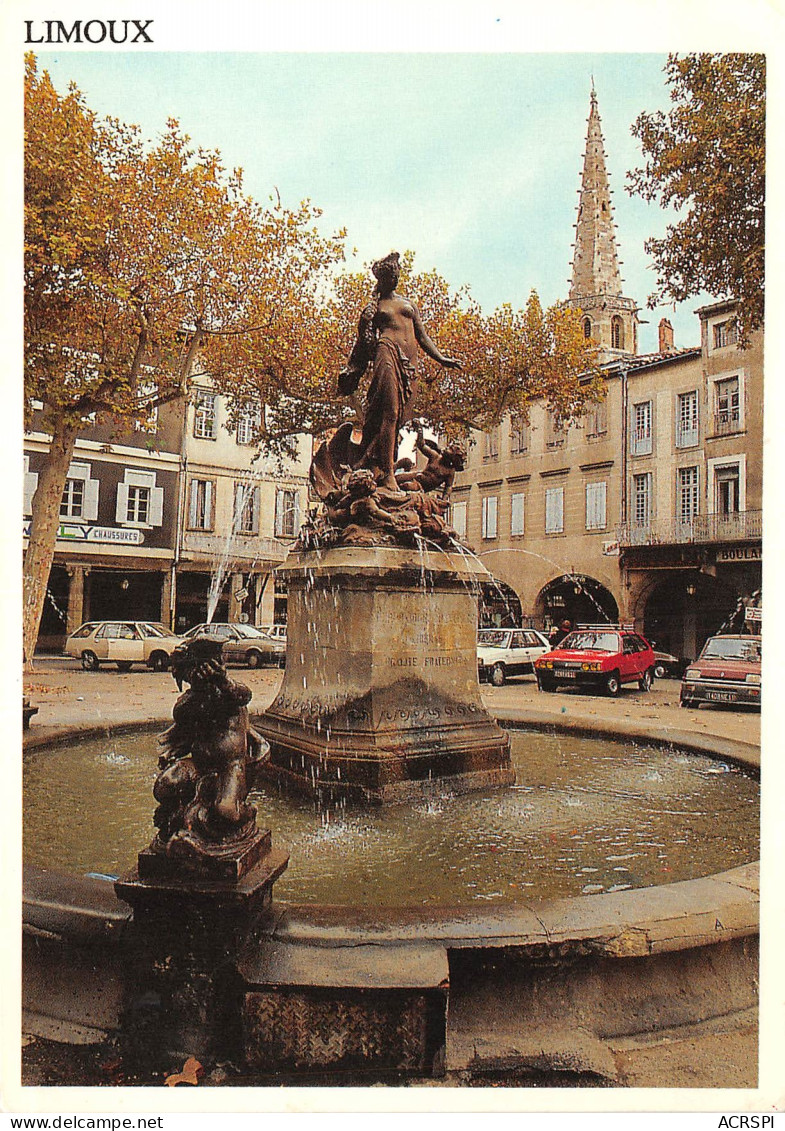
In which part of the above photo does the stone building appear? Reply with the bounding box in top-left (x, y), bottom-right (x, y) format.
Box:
top-left (451, 87), bottom-right (763, 662)
top-left (24, 388), bottom-right (310, 652)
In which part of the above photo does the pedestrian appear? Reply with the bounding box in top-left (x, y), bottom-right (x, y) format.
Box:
top-left (549, 619), bottom-right (572, 648)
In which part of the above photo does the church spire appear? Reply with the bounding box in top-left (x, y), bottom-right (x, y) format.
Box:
top-left (567, 84), bottom-right (637, 357)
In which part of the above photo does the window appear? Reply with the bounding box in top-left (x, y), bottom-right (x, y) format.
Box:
top-left (511, 492), bottom-right (525, 536)
top-left (585, 481), bottom-right (607, 531)
top-left (546, 412), bottom-right (565, 449)
top-left (545, 486), bottom-right (564, 534)
top-left (510, 417), bottom-right (529, 455)
top-left (481, 495), bottom-right (498, 539)
top-left (235, 482), bottom-right (260, 535)
top-left (583, 317), bottom-right (592, 339)
top-left (116, 468), bottom-right (163, 527)
top-left (713, 319), bottom-right (738, 350)
top-left (714, 463), bottom-right (741, 515)
top-left (586, 399), bottom-right (608, 437)
top-left (450, 500), bottom-right (467, 539)
top-left (632, 472), bottom-right (651, 527)
top-left (275, 487), bottom-right (300, 538)
top-left (60, 478), bottom-right (84, 518)
top-left (714, 376), bottom-right (741, 434)
top-left (126, 485), bottom-right (149, 524)
top-left (676, 391), bottom-right (699, 448)
top-left (236, 403), bottom-right (260, 446)
top-left (677, 466), bottom-right (699, 524)
top-left (59, 462), bottom-right (99, 521)
top-left (188, 479), bottom-right (214, 530)
top-left (483, 428), bottom-right (499, 461)
top-left (611, 316), bottom-right (625, 350)
top-left (193, 392), bottom-right (217, 439)
top-left (630, 400), bottom-right (652, 456)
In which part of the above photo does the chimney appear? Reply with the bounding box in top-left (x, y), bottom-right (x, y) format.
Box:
top-left (658, 318), bottom-right (675, 353)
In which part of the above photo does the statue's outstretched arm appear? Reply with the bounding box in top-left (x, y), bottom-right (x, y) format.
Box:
top-left (411, 303), bottom-right (461, 369)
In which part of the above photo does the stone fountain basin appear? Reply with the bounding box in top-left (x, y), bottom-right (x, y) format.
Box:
top-left (22, 711), bottom-right (760, 1083)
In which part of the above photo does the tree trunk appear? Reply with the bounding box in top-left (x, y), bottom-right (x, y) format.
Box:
top-left (23, 419), bottom-right (79, 670)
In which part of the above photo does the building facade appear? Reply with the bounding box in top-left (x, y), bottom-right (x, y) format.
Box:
top-left (452, 89), bottom-right (763, 663)
top-left (24, 388), bottom-right (310, 652)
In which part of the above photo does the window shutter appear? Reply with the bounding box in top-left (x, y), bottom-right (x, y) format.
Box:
top-left (115, 482), bottom-right (130, 523)
top-left (24, 458), bottom-right (39, 516)
top-left (252, 487), bottom-right (261, 534)
top-left (452, 501), bottom-right (467, 539)
top-left (292, 491), bottom-right (300, 534)
top-left (511, 493), bottom-right (524, 536)
top-left (546, 487), bottom-right (564, 533)
top-left (274, 489), bottom-right (283, 537)
top-left (83, 477), bottom-right (99, 521)
top-left (149, 486), bottom-right (164, 527)
top-left (188, 480), bottom-right (199, 528)
top-left (205, 481), bottom-right (213, 529)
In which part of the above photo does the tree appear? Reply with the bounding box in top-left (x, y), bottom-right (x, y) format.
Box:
top-left (315, 253), bottom-right (602, 445)
top-left (24, 56), bottom-right (600, 665)
top-left (23, 55), bottom-right (346, 664)
top-left (627, 53), bottom-right (765, 341)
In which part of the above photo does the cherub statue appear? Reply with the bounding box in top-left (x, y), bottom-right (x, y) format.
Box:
top-left (152, 637), bottom-right (267, 859)
top-left (395, 423), bottom-right (467, 496)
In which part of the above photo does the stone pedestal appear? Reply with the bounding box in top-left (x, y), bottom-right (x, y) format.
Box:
top-left (114, 846), bottom-right (288, 1062)
top-left (258, 546), bottom-right (513, 804)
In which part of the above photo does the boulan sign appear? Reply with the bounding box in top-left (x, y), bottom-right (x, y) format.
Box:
top-left (23, 522), bottom-right (144, 545)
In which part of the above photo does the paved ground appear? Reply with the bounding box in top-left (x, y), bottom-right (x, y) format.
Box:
top-left (23, 656), bottom-right (761, 750)
top-left (20, 658), bottom-right (763, 1093)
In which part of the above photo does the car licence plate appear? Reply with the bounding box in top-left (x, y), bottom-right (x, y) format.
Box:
top-left (557, 669), bottom-right (577, 679)
top-left (706, 690), bottom-right (736, 702)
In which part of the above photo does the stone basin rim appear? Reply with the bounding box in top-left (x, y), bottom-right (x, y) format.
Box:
top-left (22, 708), bottom-right (760, 951)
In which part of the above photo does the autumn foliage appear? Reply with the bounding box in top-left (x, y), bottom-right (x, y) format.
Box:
top-left (23, 54), bottom-right (600, 662)
top-left (627, 53), bottom-right (765, 342)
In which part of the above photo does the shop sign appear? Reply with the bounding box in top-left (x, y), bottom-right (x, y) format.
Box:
top-left (23, 521), bottom-right (144, 545)
top-left (602, 540), bottom-right (620, 557)
top-left (716, 544), bottom-right (761, 562)
top-left (745, 606), bottom-right (762, 624)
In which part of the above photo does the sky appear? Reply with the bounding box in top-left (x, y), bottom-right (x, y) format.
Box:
top-left (37, 50), bottom-right (710, 355)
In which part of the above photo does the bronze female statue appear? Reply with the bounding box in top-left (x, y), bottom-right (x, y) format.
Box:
top-left (337, 252), bottom-right (461, 491)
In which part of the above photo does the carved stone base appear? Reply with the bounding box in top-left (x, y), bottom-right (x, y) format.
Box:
top-left (137, 826), bottom-right (272, 884)
top-left (258, 546), bottom-right (513, 805)
top-left (114, 847), bottom-right (289, 1062)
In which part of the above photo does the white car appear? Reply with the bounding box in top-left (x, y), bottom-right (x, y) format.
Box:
top-left (477, 628), bottom-right (551, 686)
top-left (261, 624), bottom-right (287, 643)
top-left (65, 621), bottom-right (186, 671)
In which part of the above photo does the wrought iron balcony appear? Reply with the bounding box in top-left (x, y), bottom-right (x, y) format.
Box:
top-left (617, 509), bottom-right (762, 547)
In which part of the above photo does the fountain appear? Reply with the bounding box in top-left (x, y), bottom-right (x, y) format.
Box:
top-left (21, 253), bottom-right (761, 1085)
top-left (260, 251), bottom-right (511, 803)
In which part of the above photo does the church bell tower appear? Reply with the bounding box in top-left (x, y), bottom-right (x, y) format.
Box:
top-left (566, 84), bottom-right (638, 359)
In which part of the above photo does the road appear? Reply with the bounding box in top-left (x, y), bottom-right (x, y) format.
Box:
top-left (24, 657), bottom-right (760, 751)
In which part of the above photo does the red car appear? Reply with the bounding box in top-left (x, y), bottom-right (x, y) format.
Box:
top-left (535, 626), bottom-right (656, 696)
top-left (680, 634), bottom-right (761, 710)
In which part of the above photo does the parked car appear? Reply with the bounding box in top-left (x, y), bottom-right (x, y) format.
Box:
top-left (651, 648), bottom-right (683, 680)
top-left (262, 624), bottom-right (287, 643)
top-left (477, 628), bottom-right (551, 686)
top-left (64, 621), bottom-right (185, 671)
top-left (534, 625), bottom-right (656, 696)
top-left (182, 622), bottom-right (285, 668)
top-left (680, 634), bottom-right (761, 710)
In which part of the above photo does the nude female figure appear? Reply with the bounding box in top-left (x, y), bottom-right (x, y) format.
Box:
top-left (338, 252), bottom-right (461, 491)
